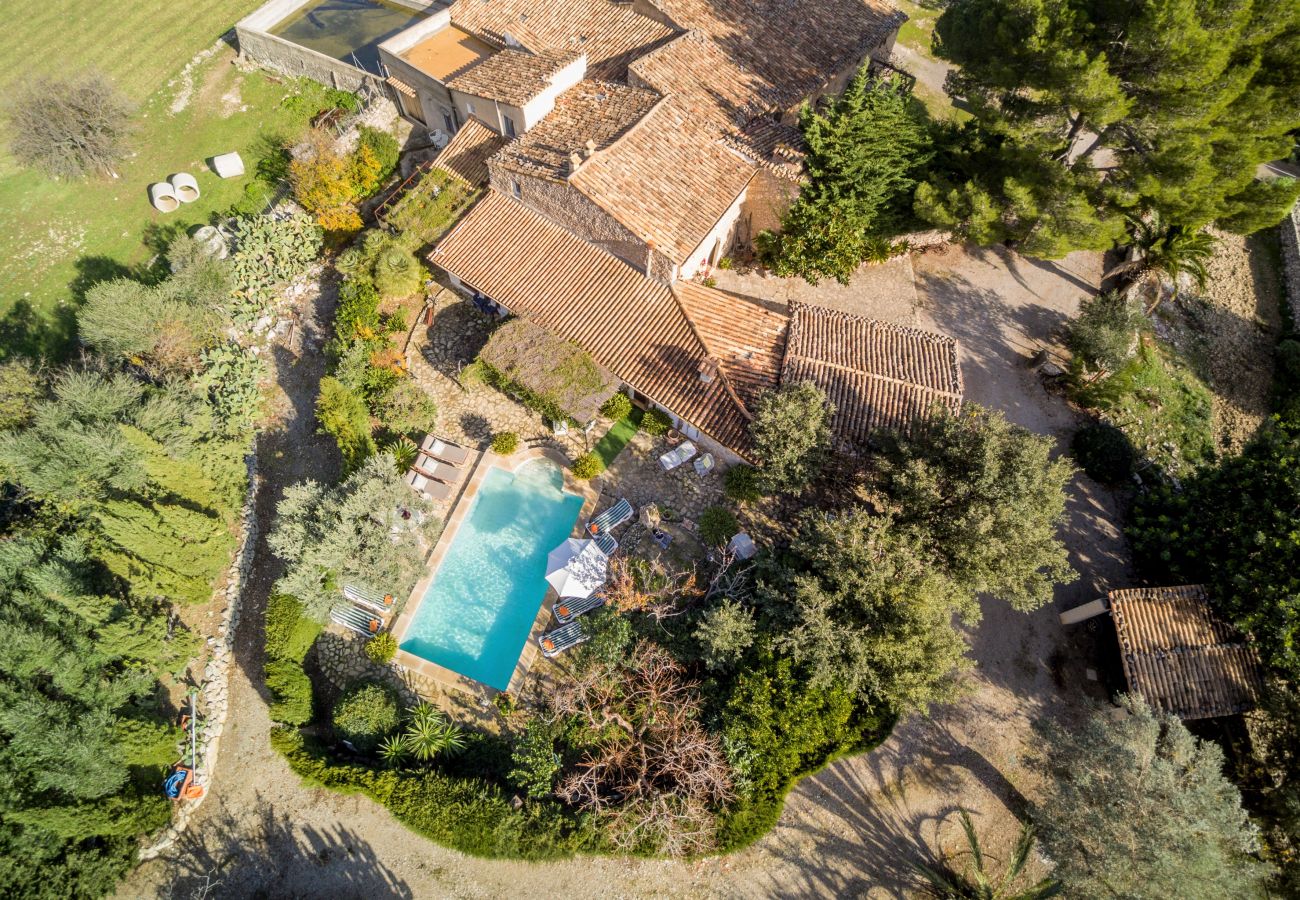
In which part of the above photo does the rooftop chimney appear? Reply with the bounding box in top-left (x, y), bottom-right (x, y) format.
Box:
top-left (698, 357), bottom-right (720, 384)
top-left (568, 151), bottom-right (583, 176)
top-left (584, 139), bottom-right (596, 158)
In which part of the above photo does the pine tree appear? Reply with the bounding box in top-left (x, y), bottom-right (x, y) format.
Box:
top-left (925, 0), bottom-right (1300, 254)
top-left (772, 70), bottom-right (933, 284)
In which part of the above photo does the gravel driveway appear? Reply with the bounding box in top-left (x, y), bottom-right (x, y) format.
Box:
top-left (120, 245), bottom-right (1132, 900)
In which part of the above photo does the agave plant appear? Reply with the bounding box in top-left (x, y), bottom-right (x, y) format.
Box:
top-left (379, 436), bottom-right (419, 472)
top-left (377, 733), bottom-right (410, 769)
top-left (334, 245), bottom-right (368, 277)
top-left (913, 809), bottom-right (1061, 900)
top-left (402, 703), bottom-right (466, 762)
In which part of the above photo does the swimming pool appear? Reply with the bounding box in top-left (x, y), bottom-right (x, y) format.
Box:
top-left (270, 0), bottom-right (428, 74)
top-left (399, 460), bottom-right (584, 691)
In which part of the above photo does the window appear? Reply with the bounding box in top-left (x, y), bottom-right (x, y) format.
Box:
top-left (466, 101), bottom-right (476, 117)
top-left (503, 114), bottom-right (516, 137)
top-left (510, 179), bottom-right (522, 199)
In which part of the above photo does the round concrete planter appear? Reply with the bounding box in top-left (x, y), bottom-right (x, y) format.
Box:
top-left (169, 172), bottom-right (200, 203)
top-left (149, 182), bottom-right (180, 213)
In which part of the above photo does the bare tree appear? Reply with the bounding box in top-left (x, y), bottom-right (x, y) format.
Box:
top-left (604, 556), bottom-right (701, 622)
top-left (554, 642), bottom-right (733, 855)
top-left (7, 73), bottom-right (132, 179)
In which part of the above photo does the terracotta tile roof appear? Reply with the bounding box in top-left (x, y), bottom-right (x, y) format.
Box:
top-left (451, 0), bottom-right (676, 81)
top-left (672, 281), bottom-right (788, 412)
top-left (446, 48), bottom-right (571, 106)
top-left (433, 116), bottom-right (509, 185)
top-left (492, 80), bottom-right (661, 180)
top-left (782, 302), bottom-right (962, 443)
top-left (571, 96), bottom-right (756, 264)
top-left (641, 0), bottom-right (906, 111)
top-left (1109, 585), bottom-right (1265, 720)
top-left (628, 30), bottom-right (778, 128)
top-left (723, 117), bottom-right (806, 180)
top-left (432, 190), bottom-right (752, 451)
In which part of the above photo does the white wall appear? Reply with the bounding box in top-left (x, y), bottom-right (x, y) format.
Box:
top-left (679, 182), bottom-right (750, 280)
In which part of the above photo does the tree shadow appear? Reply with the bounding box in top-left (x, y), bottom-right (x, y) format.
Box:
top-left (0, 298), bottom-right (78, 362)
top-left (163, 796), bottom-right (413, 899)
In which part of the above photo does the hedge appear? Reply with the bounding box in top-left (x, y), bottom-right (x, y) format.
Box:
top-left (265, 661), bottom-right (313, 726)
top-left (271, 727), bottom-right (599, 859)
top-left (265, 592), bottom-right (323, 663)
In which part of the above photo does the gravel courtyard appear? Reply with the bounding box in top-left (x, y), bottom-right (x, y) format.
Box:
top-left (120, 245), bottom-right (1132, 900)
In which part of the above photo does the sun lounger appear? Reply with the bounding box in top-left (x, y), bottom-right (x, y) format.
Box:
top-left (693, 452), bottom-right (715, 476)
top-left (659, 441), bottom-right (697, 471)
top-left (406, 469), bottom-right (454, 502)
top-left (593, 532), bottom-right (618, 556)
top-left (553, 593), bottom-right (606, 624)
top-left (330, 603), bottom-right (381, 636)
top-left (343, 582), bottom-right (395, 614)
top-left (538, 620), bottom-right (587, 658)
top-left (586, 498), bottom-right (634, 537)
top-left (420, 435), bottom-right (470, 466)
top-left (414, 455), bottom-right (462, 483)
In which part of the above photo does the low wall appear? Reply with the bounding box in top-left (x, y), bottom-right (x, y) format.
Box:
top-left (235, 26), bottom-right (375, 91)
top-left (1280, 201), bottom-right (1300, 332)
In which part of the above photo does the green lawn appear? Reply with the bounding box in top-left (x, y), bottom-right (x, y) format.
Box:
top-left (593, 408), bottom-right (643, 468)
top-left (0, 50), bottom-right (328, 359)
top-left (894, 0), bottom-right (940, 54)
top-left (0, 1), bottom-right (324, 359)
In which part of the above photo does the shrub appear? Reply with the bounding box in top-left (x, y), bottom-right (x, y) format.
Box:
top-left (599, 391), bottom-right (633, 421)
top-left (571, 607), bottom-right (632, 672)
top-left (571, 452), bottom-right (605, 480)
top-left (357, 126), bottom-right (400, 184)
top-left (7, 73), bottom-right (132, 179)
top-left (229, 212), bottom-right (323, 325)
top-left (509, 718), bottom-right (562, 799)
top-left (324, 88), bottom-right (361, 113)
top-left (332, 681), bottom-right (402, 752)
top-left (197, 342), bottom-right (265, 432)
top-left (1067, 291), bottom-right (1145, 375)
top-left (1071, 422), bottom-right (1136, 484)
top-left (365, 633), bottom-right (398, 665)
top-left (375, 379), bottom-right (437, 435)
top-left (717, 256), bottom-right (734, 270)
top-left (265, 592), bottom-right (323, 663)
top-left (641, 408), bottom-right (673, 436)
top-left (289, 131), bottom-right (362, 234)
top-left (265, 660), bottom-right (314, 725)
top-left (316, 376), bottom-right (376, 472)
top-left (698, 506), bottom-right (739, 546)
top-left (723, 464), bottom-right (763, 503)
top-left (491, 431), bottom-right (519, 454)
top-left (0, 360), bottom-right (44, 430)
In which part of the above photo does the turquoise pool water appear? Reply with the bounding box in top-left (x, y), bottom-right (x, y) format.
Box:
top-left (400, 460), bottom-right (584, 691)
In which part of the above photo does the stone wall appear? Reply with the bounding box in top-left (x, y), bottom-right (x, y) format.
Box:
top-left (139, 449), bottom-right (261, 860)
top-left (235, 26), bottom-right (376, 92)
top-left (1280, 201), bottom-right (1300, 331)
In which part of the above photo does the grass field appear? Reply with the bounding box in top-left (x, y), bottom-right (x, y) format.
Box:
top-left (593, 409), bottom-right (644, 468)
top-left (0, 1), bottom-right (321, 359)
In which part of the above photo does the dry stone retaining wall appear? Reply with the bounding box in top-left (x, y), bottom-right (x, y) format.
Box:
top-left (1280, 201), bottom-right (1300, 331)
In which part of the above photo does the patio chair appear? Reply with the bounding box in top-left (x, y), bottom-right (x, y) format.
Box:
top-left (586, 498), bottom-right (634, 537)
top-left (406, 469), bottom-right (453, 502)
top-left (693, 452), bottom-right (715, 476)
top-left (658, 440), bottom-right (697, 471)
top-left (343, 582), bottom-right (395, 614)
top-left (593, 532), bottom-right (618, 556)
top-left (538, 620), bottom-right (587, 658)
top-left (420, 435), bottom-right (470, 466)
top-left (330, 603), bottom-right (381, 636)
top-left (414, 454), bottom-right (462, 483)
top-left (553, 593), bottom-right (606, 624)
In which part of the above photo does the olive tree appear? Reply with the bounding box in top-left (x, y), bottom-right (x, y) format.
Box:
top-left (750, 380), bottom-right (833, 494)
top-left (7, 73), bottom-right (132, 179)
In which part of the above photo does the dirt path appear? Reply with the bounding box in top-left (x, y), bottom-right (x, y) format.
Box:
top-left (121, 246), bottom-right (1130, 899)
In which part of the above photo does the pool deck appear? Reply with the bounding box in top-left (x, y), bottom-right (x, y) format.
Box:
top-left (390, 446), bottom-right (599, 698)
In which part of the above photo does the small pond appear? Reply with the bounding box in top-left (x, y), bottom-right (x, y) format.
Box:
top-left (270, 0), bottom-right (426, 73)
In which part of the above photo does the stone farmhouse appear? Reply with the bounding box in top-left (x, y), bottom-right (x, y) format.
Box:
top-left (376, 0), bottom-right (961, 460)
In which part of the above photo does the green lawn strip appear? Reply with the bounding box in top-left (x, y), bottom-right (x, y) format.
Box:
top-left (893, 0), bottom-right (940, 53)
top-left (592, 408), bottom-right (643, 468)
top-left (0, 51), bottom-right (326, 359)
